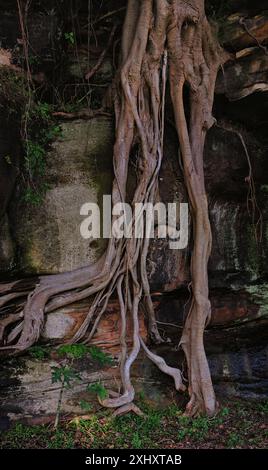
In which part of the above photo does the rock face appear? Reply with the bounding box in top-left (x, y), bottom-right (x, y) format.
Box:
top-left (0, 214), bottom-right (15, 273)
top-left (2, 117), bottom-right (189, 292)
top-left (0, 1), bottom-right (268, 420)
top-left (11, 118), bottom-right (113, 274)
top-left (0, 313), bottom-right (266, 426)
top-left (216, 47), bottom-right (268, 100)
top-left (220, 12), bottom-right (268, 51)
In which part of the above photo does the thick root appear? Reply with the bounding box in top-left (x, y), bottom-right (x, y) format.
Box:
top-left (0, 0), bottom-right (227, 417)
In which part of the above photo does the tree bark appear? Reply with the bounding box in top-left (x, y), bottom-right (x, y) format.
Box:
top-left (0, 0), bottom-right (228, 417)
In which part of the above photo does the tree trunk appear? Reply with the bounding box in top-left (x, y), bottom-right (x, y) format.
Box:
top-left (0, 0), bottom-right (228, 417)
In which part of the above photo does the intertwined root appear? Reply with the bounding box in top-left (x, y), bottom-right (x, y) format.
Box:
top-left (0, 0), bottom-right (227, 416)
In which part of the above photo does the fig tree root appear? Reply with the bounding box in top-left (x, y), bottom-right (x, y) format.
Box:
top-left (0, 0), bottom-right (228, 417)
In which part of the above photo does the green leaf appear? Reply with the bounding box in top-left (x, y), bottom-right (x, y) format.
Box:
top-left (51, 366), bottom-right (80, 387)
top-left (87, 383), bottom-right (108, 401)
top-left (58, 344), bottom-right (90, 359)
top-left (89, 346), bottom-right (114, 366)
top-left (79, 400), bottom-right (92, 412)
top-left (64, 32), bottom-right (75, 45)
top-left (29, 346), bottom-right (48, 360)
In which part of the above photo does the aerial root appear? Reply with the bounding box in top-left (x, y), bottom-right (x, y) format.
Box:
top-left (0, 0), bottom-right (227, 417)
top-left (112, 403), bottom-right (144, 417)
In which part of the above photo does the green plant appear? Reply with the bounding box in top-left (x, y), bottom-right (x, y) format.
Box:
top-left (64, 32), bottom-right (75, 45)
top-left (51, 365), bottom-right (81, 429)
top-left (131, 432), bottom-right (143, 449)
top-left (29, 345), bottom-right (48, 360)
top-left (28, 55), bottom-right (41, 66)
top-left (23, 183), bottom-right (50, 205)
top-left (58, 344), bottom-right (90, 360)
top-left (45, 124), bottom-right (62, 141)
top-left (79, 400), bottom-right (93, 413)
top-left (51, 365), bottom-right (80, 387)
top-left (33, 101), bottom-right (53, 121)
top-left (257, 402), bottom-right (268, 414)
top-left (57, 344), bottom-right (113, 366)
top-left (0, 423), bottom-right (50, 449)
top-left (47, 429), bottom-right (75, 449)
top-left (227, 432), bottom-right (243, 448)
top-left (221, 407), bottom-right (230, 417)
top-left (138, 390), bottom-right (146, 401)
top-left (25, 140), bottom-right (46, 176)
top-left (22, 101), bottom-right (61, 206)
top-left (177, 429), bottom-right (187, 440)
top-left (87, 382), bottom-right (108, 401)
top-left (89, 346), bottom-right (114, 366)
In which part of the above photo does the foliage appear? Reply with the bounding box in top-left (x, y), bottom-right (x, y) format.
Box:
top-left (79, 400), bottom-right (93, 412)
top-left (23, 184), bottom-right (51, 206)
top-left (0, 67), bottom-right (63, 205)
top-left (50, 345), bottom-right (113, 426)
top-left (25, 141), bottom-right (46, 177)
top-left (22, 101), bottom-right (62, 205)
top-left (51, 365), bottom-right (80, 387)
top-left (57, 344), bottom-right (114, 366)
top-left (1, 400), bottom-right (267, 449)
top-left (227, 432), bottom-right (244, 448)
top-left (47, 429), bottom-right (75, 449)
top-left (64, 32), bottom-right (75, 45)
top-left (257, 402), bottom-right (268, 414)
top-left (87, 382), bottom-right (108, 401)
top-left (0, 423), bottom-right (75, 449)
top-left (58, 344), bottom-right (90, 360)
top-left (89, 346), bottom-right (114, 366)
top-left (29, 345), bottom-right (49, 360)
top-left (0, 68), bottom-right (28, 114)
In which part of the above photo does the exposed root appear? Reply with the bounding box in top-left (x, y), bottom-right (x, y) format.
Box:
top-left (52, 109), bottom-right (112, 120)
top-left (140, 337), bottom-right (185, 392)
top-left (112, 403), bottom-right (144, 418)
top-left (0, 0), bottom-right (228, 417)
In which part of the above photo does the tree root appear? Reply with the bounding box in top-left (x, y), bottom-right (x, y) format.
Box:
top-left (0, 0), bottom-right (228, 417)
top-left (112, 403), bottom-right (144, 418)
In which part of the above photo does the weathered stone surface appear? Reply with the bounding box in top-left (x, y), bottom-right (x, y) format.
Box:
top-left (1, 115), bottom-right (268, 296)
top-left (42, 301), bottom-right (147, 353)
top-left (204, 126), bottom-right (252, 200)
top-left (221, 12), bottom-right (268, 51)
top-left (0, 356), bottom-right (117, 424)
top-left (67, 47), bottom-right (113, 83)
top-left (0, 318), bottom-right (266, 425)
top-left (147, 130), bottom-right (190, 291)
top-left (216, 47), bottom-right (268, 100)
top-left (0, 351), bottom-right (180, 426)
top-left (0, 2), bottom-right (268, 416)
top-left (0, 308), bottom-right (148, 425)
top-left (11, 118), bottom-right (113, 274)
top-left (1, 117), bottom-right (190, 292)
top-left (207, 321), bottom-right (268, 401)
top-left (0, 214), bottom-right (15, 273)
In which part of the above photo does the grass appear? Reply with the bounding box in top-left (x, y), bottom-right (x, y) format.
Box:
top-left (0, 399), bottom-right (267, 449)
